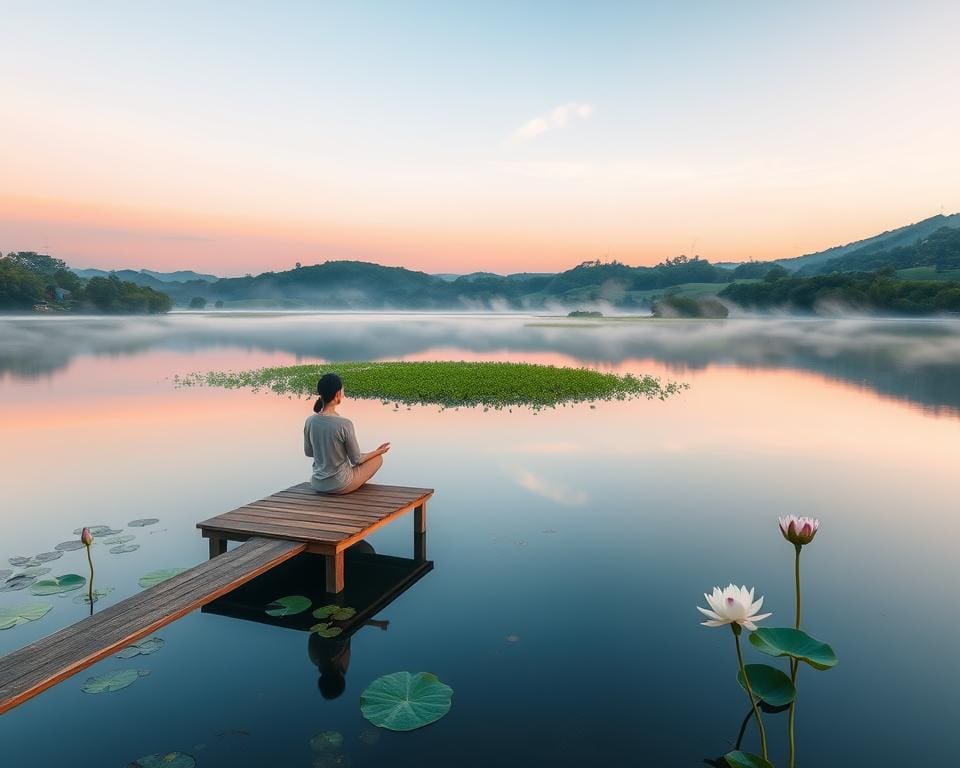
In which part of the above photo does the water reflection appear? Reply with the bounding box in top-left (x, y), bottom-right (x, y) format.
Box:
top-left (203, 541), bottom-right (433, 701)
top-left (2, 314), bottom-right (960, 414)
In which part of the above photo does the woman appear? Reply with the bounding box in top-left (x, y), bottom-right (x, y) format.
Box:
top-left (304, 372), bottom-right (390, 494)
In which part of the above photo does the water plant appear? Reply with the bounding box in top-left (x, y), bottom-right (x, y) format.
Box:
top-left (81, 526), bottom-right (95, 610)
top-left (175, 361), bottom-right (685, 409)
top-left (698, 517), bottom-right (836, 768)
top-left (360, 671), bottom-right (453, 731)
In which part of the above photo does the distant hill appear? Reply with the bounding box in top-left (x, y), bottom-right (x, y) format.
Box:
top-left (806, 225), bottom-right (960, 275)
top-left (71, 267), bottom-right (219, 284)
top-left (774, 213), bottom-right (960, 272)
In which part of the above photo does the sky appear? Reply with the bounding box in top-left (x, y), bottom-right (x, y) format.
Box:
top-left (1, 0), bottom-right (959, 276)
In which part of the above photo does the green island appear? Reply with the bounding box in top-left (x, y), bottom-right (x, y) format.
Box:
top-left (175, 361), bottom-right (686, 408)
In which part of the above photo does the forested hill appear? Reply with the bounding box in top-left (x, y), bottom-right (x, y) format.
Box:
top-left (154, 256), bottom-right (732, 310)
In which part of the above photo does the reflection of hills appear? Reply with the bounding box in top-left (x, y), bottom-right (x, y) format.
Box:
top-left (2, 315), bottom-right (959, 415)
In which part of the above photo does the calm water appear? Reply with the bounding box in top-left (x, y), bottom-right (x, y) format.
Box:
top-left (1, 313), bottom-right (958, 767)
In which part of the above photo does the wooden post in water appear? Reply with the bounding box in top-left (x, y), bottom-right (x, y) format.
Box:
top-left (325, 551), bottom-right (345, 594)
top-left (208, 535), bottom-right (227, 558)
top-left (414, 503), bottom-right (427, 562)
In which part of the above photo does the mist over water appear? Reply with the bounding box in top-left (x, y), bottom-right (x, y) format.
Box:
top-left (2, 314), bottom-right (960, 414)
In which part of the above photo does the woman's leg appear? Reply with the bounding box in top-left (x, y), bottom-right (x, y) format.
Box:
top-left (334, 454), bottom-right (383, 494)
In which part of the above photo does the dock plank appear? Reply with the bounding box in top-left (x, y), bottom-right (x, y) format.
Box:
top-left (0, 537), bottom-right (305, 715)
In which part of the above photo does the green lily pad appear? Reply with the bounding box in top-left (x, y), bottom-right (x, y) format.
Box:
top-left (724, 751), bottom-right (774, 768)
top-left (749, 628), bottom-right (838, 670)
top-left (309, 730), bottom-right (344, 752)
top-left (73, 587), bottom-right (114, 605)
top-left (30, 574), bottom-right (86, 595)
top-left (55, 540), bottom-right (85, 552)
top-left (117, 637), bottom-right (165, 658)
top-left (109, 544), bottom-right (140, 554)
top-left (34, 551), bottom-right (64, 562)
top-left (128, 518), bottom-right (160, 528)
top-left (313, 605), bottom-right (356, 621)
top-left (102, 535), bottom-right (135, 545)
top-left (310, 622), bottom-right (343, 638)
top-left (360, 671), bottom-right (454, 731)
top-left (127, 752), bottom-right (196, 768)
top-left (736, 663), bottom-right (796, 707)
top-left (81, 668), bottom-right (150, 694)
top-left (0, 603), bottom-right (53, 630)
top-left (265, 595), bottom-right (312, 617)
top-left (138, 568), bottom-right (188, 589)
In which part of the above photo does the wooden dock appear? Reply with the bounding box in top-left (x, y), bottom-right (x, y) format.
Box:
top-left (0, 482), bottom-right (434, 714)
top-left (197, 482), bottom-right (433, 593)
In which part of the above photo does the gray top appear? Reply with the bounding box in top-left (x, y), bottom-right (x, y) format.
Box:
top-left (303, 412), bottom-right (362, 492)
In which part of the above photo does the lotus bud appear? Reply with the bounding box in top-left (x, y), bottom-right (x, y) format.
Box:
top-left (81, 527), bottom-right (93, 547)
top-left (778, 515), bottom-right (819, 546)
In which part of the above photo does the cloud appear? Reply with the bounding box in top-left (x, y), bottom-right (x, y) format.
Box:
top-left (513, 468), bottom-right (588, 506)
top-left (510, 103), bottom-right (594, 142)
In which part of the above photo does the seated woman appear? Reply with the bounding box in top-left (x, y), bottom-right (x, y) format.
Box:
top-left (304, 372), bottom-right (390, 494)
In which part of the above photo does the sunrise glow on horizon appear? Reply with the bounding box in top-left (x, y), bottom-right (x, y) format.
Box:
top-left (2, 1), bottom-right (959, 276)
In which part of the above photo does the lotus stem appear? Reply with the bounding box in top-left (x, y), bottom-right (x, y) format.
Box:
top-left (733, 624), bottom-right (768, 760)
top-left (788, 542), bottom-right (802, 768)
top-left (85, 544), bottom-right (95, 615)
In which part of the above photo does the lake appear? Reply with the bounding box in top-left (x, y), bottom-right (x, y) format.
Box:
top-left (0, 313), bottom-right (958, 767)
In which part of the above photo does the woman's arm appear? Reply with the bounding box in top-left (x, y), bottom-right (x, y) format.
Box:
top-left (358, 443), bottom-right (391, 464)
top-left (303, 422), bottom-right (314, 457)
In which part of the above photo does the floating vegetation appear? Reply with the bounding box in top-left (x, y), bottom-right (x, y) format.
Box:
top-left (73, 526), bottom-right (121, 537)
top-left (360, 671), bottom-right (454, 731)
top-left (0, 603), bottom-right (53, 630)
top-left (313, 605), bottom-right (356, 621)
top-left (309, 730), bottom-right (344, 752)
top-left (81, 668), bottom-right (150, 694)
top-left (0, 570), bottom-right (10, 581)
top-left (8, 556), bottom-right (39, 568)
top-left (55, 540), bottom-right (85, 552)
top-left (265, 595), bottom-right (312, 617)
top-left (357, 729), bottom-right (381, 746)
top-left (103, 535), bottom-right (136, 545)
top-left (127, 754), bottom-right (196, 768)
top-left (138, 568), bottom-right (188, 589)
top-left (30, 574), bottom-right (86, 595)
top-left (109, 544), bottom-right (141, 554)
top-left (1, 574), bottom-right (37, 592)
top-left (128, 518), bottom-right (160, 528)
top-left (313, 755), bottom-right (352, 768)
top-left (73, 587), bottom-right (114, 605)
top-left (20, 566), bottom-right (51, 577)
top-left (34, 551), bottom-right (64, 563)
top-left (176, 361), bottom-right (686, 409)
top-left (310, 622), bottom-right (343, 638)
top-left (117, 637), bottom-right (165, 658)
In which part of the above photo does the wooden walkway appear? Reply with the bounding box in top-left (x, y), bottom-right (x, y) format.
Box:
top-left (197, 482), bottom-right (433, 593)
top-left (0, 537), bottom-right (304, 715)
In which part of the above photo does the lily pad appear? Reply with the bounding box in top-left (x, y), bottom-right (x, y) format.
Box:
top-left (313, 605), bottom-right (356, 621)
top-left (20, 566), bottom-right (51, 577)
top-left (749, 628), bottom-right (838, 670)
top-left (736, 664), bottom-right (796, 707)
top-left (30, 574), bottom-right (86, 595)
top-left (1, 574), bottom-right (37, 592)
top-left (103, 535), bottom-right (135, 545)
top-left (0, 603), bottom-right (53, 630)
top-left (73, 588), bottom-right (114, 605)
top-left (128, 518), bottom-right (160, 528)
top-left (310, 622), bottom-right (343, 638)
top-left (109, 544), bottom-right (141, 554)
top-left (360, 671), bottom-right (454, 731)
top-left (127, 752), bottom-right (196, 768)
top-left (724, 751), bottom-right (774, 768)
top-left (8, 557), bottom-right (41, 568)
top-left (81, 668), bottom-right (150, 694)
top-left (117, 636), bottom-right (165, 658)
top-left (0, 570), bottom-right (10, 581)
top-left (34, 551), bottom-right (64, 563)
top-left (309, 730), bottom-right (344, 752)
top-left (265, 595), bottom-right (312, 617)
top-left (73, 526), bottom-right (115, 537)
top-left (138, 568), bottom-right (188, 589)
top-left (55, 540), bottom-right (85, 552)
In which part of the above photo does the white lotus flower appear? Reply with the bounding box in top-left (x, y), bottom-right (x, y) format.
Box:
top-left (778, 515), bottom-right (820, 546)
top-left (697, 584), bottom-right (772, 631)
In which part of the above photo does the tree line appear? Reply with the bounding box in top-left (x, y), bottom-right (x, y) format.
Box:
top-left (0, 252), bottom-right (172, 313)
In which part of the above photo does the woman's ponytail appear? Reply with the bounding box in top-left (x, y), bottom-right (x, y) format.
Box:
top-left (314, 372), bottom-right (343, 414)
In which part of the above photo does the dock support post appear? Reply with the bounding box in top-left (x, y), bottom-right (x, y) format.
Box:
top-left (414, 503), bottom-right (427, 562)
top-left (208, 536), bottom-right (227, 559)
top-left (325, 551), bottom-right (345, 594)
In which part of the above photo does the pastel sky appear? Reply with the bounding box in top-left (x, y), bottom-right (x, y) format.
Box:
top-left (2, 1), bottom-right (958, 276)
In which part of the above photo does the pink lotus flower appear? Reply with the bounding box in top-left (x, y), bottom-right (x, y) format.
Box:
top-left (779, 515), bottom-right (819, 546)
top-left (81, 527), bottom-right (93, 547)
top-left (698, 584), bottom-right (772, 631)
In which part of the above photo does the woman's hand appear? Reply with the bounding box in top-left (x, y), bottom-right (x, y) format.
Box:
top-left (376, 442), bottom-right (391, 455)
